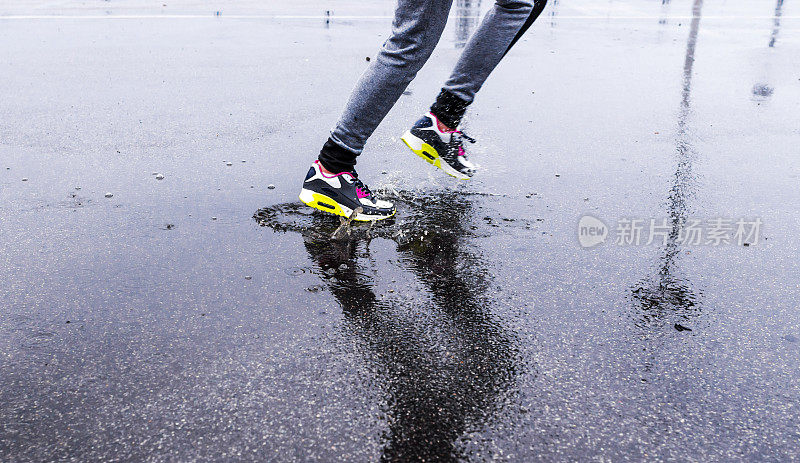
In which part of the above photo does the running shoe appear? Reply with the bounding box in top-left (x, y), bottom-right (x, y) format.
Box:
top-left (400, 112), bottom-right (477, 180)
top-left (299, 160), bottom-right (396, 221)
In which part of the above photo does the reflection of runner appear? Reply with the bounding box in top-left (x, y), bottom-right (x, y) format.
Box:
top-left (253, 194), bottom-right (523, 459)
top-left (298, 194), bottom-right (520, 461)
top-left (299, 0), bottom-right (548, 221)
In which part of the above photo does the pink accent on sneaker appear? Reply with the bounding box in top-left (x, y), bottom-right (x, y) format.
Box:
top-left (428, 112), bottom-right (458, 133)
top-left (356, 187), bottom-right (370, 198)
top-left (314, 160), bottom-right (354, 179)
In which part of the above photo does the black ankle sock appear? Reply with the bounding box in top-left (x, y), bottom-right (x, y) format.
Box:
top-left (429, 89), bottom-right (470, 129)
top-left (318, 138), bottom-right (357, 173)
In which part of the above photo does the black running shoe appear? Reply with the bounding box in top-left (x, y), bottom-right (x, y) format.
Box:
top-left (401, 112), bottom-right (477, 180)
top-left (299, 160), bottom-right (396, 221)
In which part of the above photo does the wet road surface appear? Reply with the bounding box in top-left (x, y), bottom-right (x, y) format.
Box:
top-left (2, 0), bottom-right (800, 461)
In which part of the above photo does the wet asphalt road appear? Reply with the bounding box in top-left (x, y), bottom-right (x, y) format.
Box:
top-left (2, 0), bottom-right (800, 461)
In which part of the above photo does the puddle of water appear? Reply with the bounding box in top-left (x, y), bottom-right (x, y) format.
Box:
top-left (255, 188), bottom-right (526, 461)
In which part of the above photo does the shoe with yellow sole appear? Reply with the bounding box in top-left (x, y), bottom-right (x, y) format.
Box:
top-left (401, 112), bottom-right (477, 180)
top-left (299, 160), bottom-right (395, 221)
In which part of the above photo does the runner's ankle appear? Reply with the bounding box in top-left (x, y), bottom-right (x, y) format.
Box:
top-left (436, 119), bottom-right (454, 132)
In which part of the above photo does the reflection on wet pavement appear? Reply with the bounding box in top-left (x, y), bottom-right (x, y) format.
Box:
top-left (770, 0), bottom-right (785, 47)
top-left (258, 192), bottom-right (520, 461)
top-left (549, 0), bottom-right (559, 27)
top-left (659, 0), bottom-right (671, 25)
top-left (629, 0), bottom-right (704, 332)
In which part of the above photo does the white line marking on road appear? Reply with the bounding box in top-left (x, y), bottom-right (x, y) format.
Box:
top-left (0, 14), bottom-right (796, 20)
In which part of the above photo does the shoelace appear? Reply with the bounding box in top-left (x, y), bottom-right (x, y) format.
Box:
top-left (351, 175), bottom-right (373, 198)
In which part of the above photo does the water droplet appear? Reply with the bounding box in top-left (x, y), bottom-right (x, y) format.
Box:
top-left (284, 267), bottom-right (306, 276)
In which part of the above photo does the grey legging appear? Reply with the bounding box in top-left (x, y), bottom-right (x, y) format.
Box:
top-left (322, 0), bottom-right (547, 171)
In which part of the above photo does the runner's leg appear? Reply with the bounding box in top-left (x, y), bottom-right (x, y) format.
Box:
top-left (319, 0), bottom-right (455, 173)
top-left (431, 0), bottom-right (548, 128)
